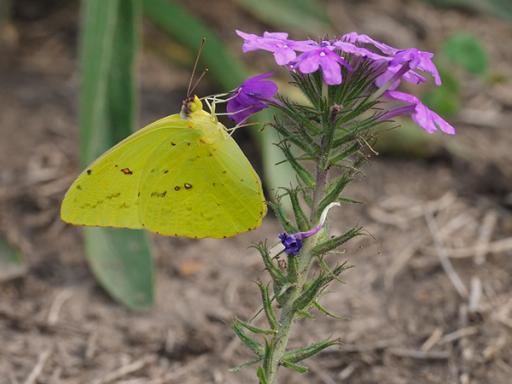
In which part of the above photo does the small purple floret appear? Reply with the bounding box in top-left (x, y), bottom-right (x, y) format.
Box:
top-left (236, 30), bottom-right (315, 65)
top-left (294, 44), bottom-right (351, 85)
top-left (227, 72), bottom-right (278, 124)
top-left (279, 233), bottom-right (303, 256)
top-left (383, 90), bottom-right (456, 135)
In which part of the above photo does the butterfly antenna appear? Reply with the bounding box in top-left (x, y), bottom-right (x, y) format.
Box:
top-left (187, 37), bottom-right (206, 97)
top-left (189, 67), bottom-right (209, 97)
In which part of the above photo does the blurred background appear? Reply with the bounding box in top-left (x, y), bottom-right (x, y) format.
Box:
top-left (0, 0), bottom-right (511, 383)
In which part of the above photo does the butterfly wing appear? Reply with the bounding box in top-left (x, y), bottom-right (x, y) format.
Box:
top-left (60, 115), bottom-right (187, 228)
top-left (139, 119), bottom-right (267, 238)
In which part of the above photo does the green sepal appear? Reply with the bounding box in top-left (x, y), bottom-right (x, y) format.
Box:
top-left (269, 200), bottom-right (298, 233)
top-left (253, 242), bottom-right (287, 286)
top-left (284, 187), bottom-right (310, 231)
top-left (317, 174), bottom-right (351, 217)
top-left (258, 282), bottom-right (278, 330)
top-left (311, 227), bottom-right (363, 256)
top-left (257, 367), bottom-right (269, 384)
top-left (283, 339), bottom-right (339, 363)
top-left (277, 142), bottom-right (316, 188)
top-left (229, 357), bottom-right (262, 372)
top-left (234, 318), bottom-right (276, 336)
top-left (232, 320), bottom-right (264, 357)
top-left (281, 360), bottom-right (309, 374)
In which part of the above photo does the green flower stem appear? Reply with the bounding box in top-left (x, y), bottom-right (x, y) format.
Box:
top-left (264, 168), bottom-right (328, 384)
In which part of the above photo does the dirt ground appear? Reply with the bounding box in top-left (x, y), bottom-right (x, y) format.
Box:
top-left (1, 1), bottom-right (512, 383)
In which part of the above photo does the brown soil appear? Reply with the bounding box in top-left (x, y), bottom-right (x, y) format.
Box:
top-left (1, 1), bottom-right (512, 383)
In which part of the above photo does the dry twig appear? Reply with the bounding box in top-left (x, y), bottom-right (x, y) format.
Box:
top-left (425, 211), bottom-right (468, 298)
top-left (23, 348), bottom-right (52, 384)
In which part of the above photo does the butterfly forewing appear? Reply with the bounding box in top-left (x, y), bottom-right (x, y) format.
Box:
top-left (139, 121), bottom-right (267, 238)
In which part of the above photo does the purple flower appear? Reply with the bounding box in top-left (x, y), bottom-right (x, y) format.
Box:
top-left (294, 44), bottom-right (351, 85)
top-left (383, 90), bottom-right (455, 135)
top-left (236, 30), bottom-right (315, 65)
top-left (375, 48), bottom-right (441, 89)
top-left (339, 33), bottom-right (441, 88)
top-left (278, 202), bottom-right (340, 256)
top-left (227, 72), bottom-right (278, 124)
top-left (391, 48), bottom-right (441, 85)
top-left (279, 233), bottom-right (303, 256)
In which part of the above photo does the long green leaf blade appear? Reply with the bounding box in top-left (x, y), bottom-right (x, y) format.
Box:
top-left (80, 0), bottom-right (154, 310)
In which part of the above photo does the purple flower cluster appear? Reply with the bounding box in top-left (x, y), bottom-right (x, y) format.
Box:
top-left (234, 30), bottom-right (455, 135)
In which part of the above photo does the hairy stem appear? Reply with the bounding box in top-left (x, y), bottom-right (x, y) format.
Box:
top-left (265, 168), bottom-right (328, 384)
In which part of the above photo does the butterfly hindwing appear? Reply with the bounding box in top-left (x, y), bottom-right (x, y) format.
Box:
top-left (60, 116), bottom-right (187, 228)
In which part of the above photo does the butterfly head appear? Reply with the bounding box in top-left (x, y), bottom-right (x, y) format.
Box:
top-left (180, 95), bottom-right (203, 119)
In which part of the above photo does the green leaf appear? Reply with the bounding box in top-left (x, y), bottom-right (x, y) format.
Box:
top-left (313, 300), bottom-right (345, 319)
top-left (233, 320), bottom-right (264, 357)
top-left (292, 275), bottom-right (325, 311)
top-left (311, 227), bottom-right (363, 256)
top-left (317, 174), bottom-right (351, 215)
top-left (269, 200), bottom-right (298, 233)
top-left (257, 367), bottom-right (269, 384)
top-left (281, 360), bottom-right (309, 374)
top-left (278, 142), bottom-right (316, 188)
top-left (233, 0), bottom-right (330, 36)
top-left (258, 282), bottom-right (278, 330)
top-left (0, 237), bottom-right (25, 282)
top-left (286, 187), bottom-right (310, 231)
top-left (235, 318), bottom-right (276, 335)
top-left (79, 0), bottom-right (154, 310)
top-left (283, 339), bottom-right (338, 363)
top-left (229, 357), bottom-right (262, 372)
top-left (253, 242), bottom-right (287, 286)
top-left (84, 228), bottom-right (154, 310)
top-left (143, 0), bottom-right (245, 89)
top-left (441, 33), bottom-right (488, 75)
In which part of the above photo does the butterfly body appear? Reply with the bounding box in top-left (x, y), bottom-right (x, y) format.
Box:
top-left (61, 97), bottom-right (267, 238)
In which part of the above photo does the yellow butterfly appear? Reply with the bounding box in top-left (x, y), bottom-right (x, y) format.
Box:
top-left (61, 96), bottom-right (267, 238)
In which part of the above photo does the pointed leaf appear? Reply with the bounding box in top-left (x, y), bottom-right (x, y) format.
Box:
top-left (283, 339), bottom-right (339, 363)
top-left (233, 320), bottom-right (264, 357)
top-left (79, 0), bottom-right (154, 310)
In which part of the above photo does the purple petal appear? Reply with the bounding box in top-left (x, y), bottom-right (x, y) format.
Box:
top-left (263, 31), bottom-right (289, 40)
top-left (297, 51), bottom-right (320, 73)
top-left (341, 32), bottom-right (398, 55)
top-left (274, 48), bottom-right (297, 65)
top-left (333, 41), bottom-right (389, 61)
top-left (319, 52), bottom-right (343, 85)
top-left (385, 90), bottom-right (456, 135)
